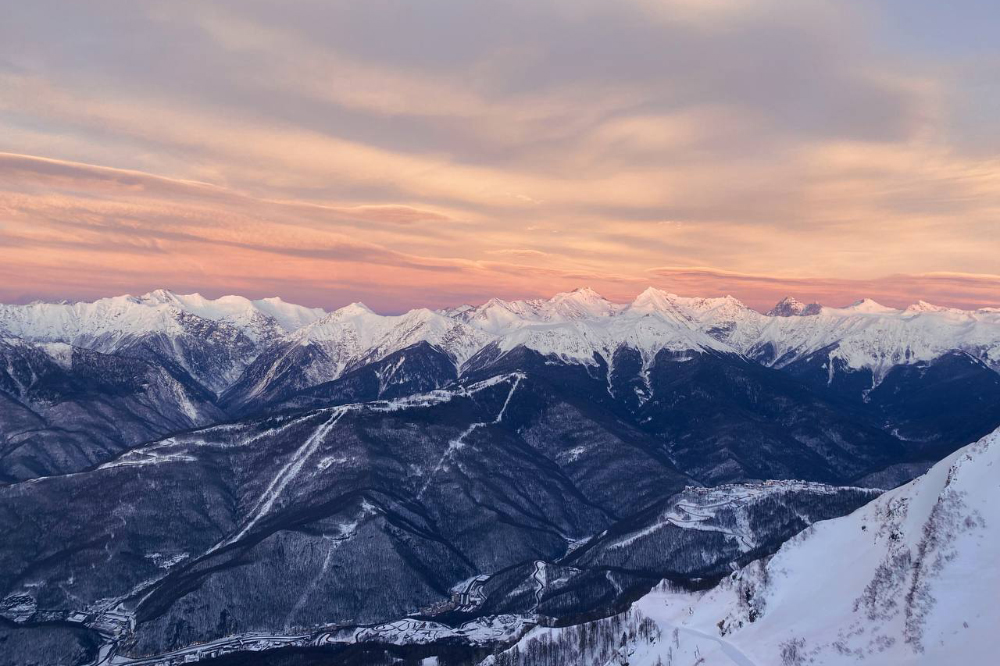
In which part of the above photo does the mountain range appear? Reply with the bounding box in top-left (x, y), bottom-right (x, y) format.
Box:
top-left (1, 288), bottom-right (998, 666)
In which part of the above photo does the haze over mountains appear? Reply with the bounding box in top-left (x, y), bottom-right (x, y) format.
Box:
top-left (1, 287), bottom-right (998, 666)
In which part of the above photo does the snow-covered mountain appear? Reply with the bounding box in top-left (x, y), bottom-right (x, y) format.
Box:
top-left (747, 298), bottom-right (1000, 384)
top-left (444, 287), bottom-right (1000, 382)
top-left (219, 304), bottom-right (494, 413)
top-left (3, 288), bottom-right (998, 387)
top-left (491, 426), bottom-right (1000, 665)
top-left (1, 288), bottom-right (998, 666)
top-left (2, 287), bottom-right (999, 459)
top-left (767, 296), bottom-right (822, 317)
top-left (0, 338), bottom-right (223, 482)
top-left (699, 425), bottom-right (999, 664)
top-left (0, 292), bottom-right (282, 393)
top-left (293, 303), bottom-right (492, 370)
top-left (136, 289), bottom-right (327, 340)
top-left (0, 289), bottom-right (326, 345)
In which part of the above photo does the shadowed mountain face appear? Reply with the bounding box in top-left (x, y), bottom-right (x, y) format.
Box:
top-left (780, 349), bottom-right (1000, 455)
top-left (1, 290), bottom-right (999, 664)
top-left (228, 341), bottom-right (461, 418)
top-left (0, 367), bottom-right (884, 659)
top-left (2, 290), bottom-right (999, 483)
top-left (1, 373), bottom-right (683, 654)
top-left (0, 340), bottom-right (223, 483)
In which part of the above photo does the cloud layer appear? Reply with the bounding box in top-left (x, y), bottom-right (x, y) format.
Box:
top-left (1, 0), bottom-right (997, 311)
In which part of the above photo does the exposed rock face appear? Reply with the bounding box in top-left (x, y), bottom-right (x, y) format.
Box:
top-left (767, 296), bottom-right (823, 317)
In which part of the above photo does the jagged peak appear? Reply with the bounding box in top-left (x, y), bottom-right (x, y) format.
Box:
top-left (479, 296), bottom-right (515, 310)
top-left (772, 295), bottom-right (802, 308)
top-left (441, 303), bottom-right (474, 315)
top-left (629, 288), bottom-right (746, 315)
top-left (767, 296), bottom-right (822, 317)
top-left (138, 290), bottom-right (255, 313)
top-left (399, 307), bottom-right (446, 322)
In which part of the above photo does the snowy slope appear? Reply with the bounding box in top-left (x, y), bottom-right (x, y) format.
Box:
top-left (623, 426), bottom-right (1000, 665)
top-left (453, 288), bottom-right (738, 366)
top-left (0, 289), bottom-right (326, 346)
top-left (137, 289), bottom-right (327, 341)
top-left (490, 427), bottom-right (998, 666)
top-left (0, 294), bottom-right (190, 347)
top-left (292, 303), bottom-right (494, 372)
top-left (750, 299), bottom-right (1000, 381)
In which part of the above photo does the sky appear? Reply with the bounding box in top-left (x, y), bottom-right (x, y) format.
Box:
top-left (1, 0), bottom-right (998, 313)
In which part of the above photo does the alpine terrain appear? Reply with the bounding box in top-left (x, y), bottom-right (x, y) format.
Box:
top-left (1, 288), bottom-right (997, 666)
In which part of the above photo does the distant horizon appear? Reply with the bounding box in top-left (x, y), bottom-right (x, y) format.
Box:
top-left (3, 1), bottom-right (999, 319)
top-left (4, 280), bottom-right (998, 316)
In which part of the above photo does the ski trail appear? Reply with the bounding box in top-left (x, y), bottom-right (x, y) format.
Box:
top-left (283, 531), bottom-right (349, 632)
top-left (530, 561), bottom-right (546, 610)
top-left (284, 537), bottom-right (336, 631)
top-left (416, 374), bottom-right (521, 499)
top-left (604, 570), bottom-right (623, 596)
top-left (227, 410), bottom-right (343, 546)
top-left (417, 422), bottom-right (481, 499)
top-left (131, 411), bottom-right (346, 612)
top-left (493, 373), bottom-right (521, 423)
top-left (283, 498), bottom-right (379, 631)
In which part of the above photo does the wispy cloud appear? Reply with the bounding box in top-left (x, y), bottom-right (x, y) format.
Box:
top-left (1, 0), bottom-right (998, 309)
top-left (646, 267), bottom-right (1000, 311)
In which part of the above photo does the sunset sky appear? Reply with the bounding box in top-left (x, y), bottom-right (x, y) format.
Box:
top-left (2, 0), bottom-right (998, 312)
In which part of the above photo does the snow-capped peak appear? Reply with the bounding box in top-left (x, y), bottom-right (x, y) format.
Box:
top-left (546, 287), bottom-right (619, 319)
top-left (903, 300), bottom-right (954, 314)
top-left (252, 297), bottom-right (327, 332)
top-left (3, 287), bottom-right (998, 386)
top-left (132, 289), bottom-right (327, 338)
top-left (628, 287), bottom-right (676, 312)
top-left (136, 288), bottom-right (182, 305)
top-left (331, 302), bottom-right (376, 318)
top-left (766, 296), bottom-right (822, 317)
top-left (293, 304), bottom-right (493, 376)
top-left (628, 288), bottom-right (750, 322)
top-left (841, 297), bottom-right (899, 314)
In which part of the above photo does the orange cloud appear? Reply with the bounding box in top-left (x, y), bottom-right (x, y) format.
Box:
top-left (645, 267), bottom-right (1000, 311)
top-left (1, 0), bottom-right (998, 311)
top-left (1, 150), bottom-right (998, 313)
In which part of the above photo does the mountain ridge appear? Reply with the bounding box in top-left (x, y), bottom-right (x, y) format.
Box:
top-left (3, 287), bottom-right (1000, 484)
top-left (4, 288), bottom-right (999, 378)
